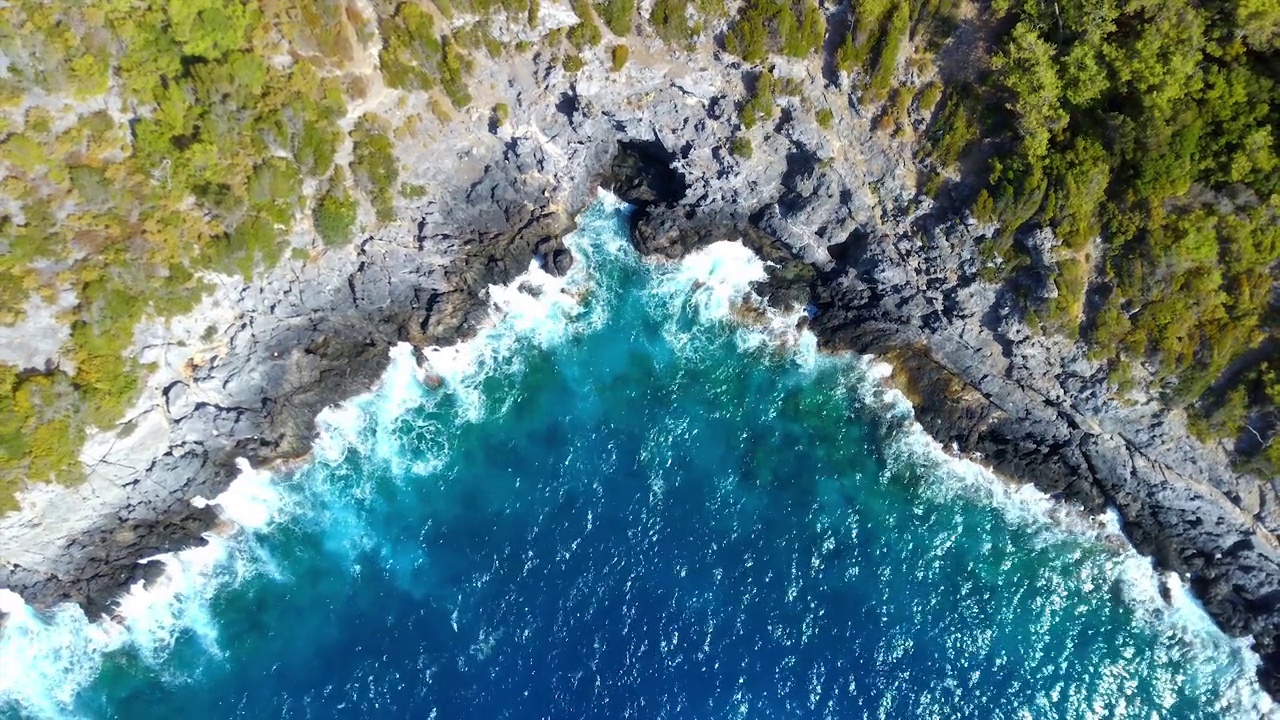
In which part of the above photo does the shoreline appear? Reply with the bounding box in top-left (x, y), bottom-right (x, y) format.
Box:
top-left (6, 221), bottom-right (1271, 716)
top-left (2, 41), bottom-right (1279, 700)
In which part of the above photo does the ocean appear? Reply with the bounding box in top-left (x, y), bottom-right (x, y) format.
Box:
top-left (0, 196), bottom-right (1271, 719)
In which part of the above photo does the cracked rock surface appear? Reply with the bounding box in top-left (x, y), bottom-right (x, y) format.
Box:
top-left (2, 42), bottom-right (1279, 697)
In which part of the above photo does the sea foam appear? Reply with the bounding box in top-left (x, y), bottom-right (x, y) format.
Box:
top-left (0, 198), bottom-right (634, 718)
top-left (0, 462), bottom-right (278, 719)
top-left (641, 231), bottom-right (1274, 717)
top-left (0, 197), bottom-right (1273, 718)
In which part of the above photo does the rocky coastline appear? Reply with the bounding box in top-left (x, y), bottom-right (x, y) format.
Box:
top-left (3, 42), bottom-right (1279, 698)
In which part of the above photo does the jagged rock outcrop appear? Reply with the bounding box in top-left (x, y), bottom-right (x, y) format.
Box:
top-left (0, 137), bottom-right (582, 618)
top-left (607, 130), bottom-right (1280, 695)
top-left (3, 42), bottom-right (1279, 698)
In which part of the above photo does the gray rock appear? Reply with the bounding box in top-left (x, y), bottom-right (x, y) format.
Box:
top-left (3, 40), bottom-right (1279, 700)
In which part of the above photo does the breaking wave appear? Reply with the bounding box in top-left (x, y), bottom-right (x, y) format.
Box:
top-left (0, 194), bottom-right (1271, 719)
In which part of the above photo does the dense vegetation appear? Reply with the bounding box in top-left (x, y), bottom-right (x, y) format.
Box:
top-left (920, 0), bottom-right (1280, 471)
top-left (0, 1), bottom-right (372, 507)
top-left (0, 0), bottom-right (499, 507)
top-left (0, 0), bottom-right (1275, 510)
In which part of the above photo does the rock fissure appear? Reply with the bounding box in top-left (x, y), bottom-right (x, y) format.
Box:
top-left (2, 48), bottom-right (1278, 699)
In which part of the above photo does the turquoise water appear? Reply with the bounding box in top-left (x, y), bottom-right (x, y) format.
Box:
top-left (0, 197), bottom-right (1272, 718)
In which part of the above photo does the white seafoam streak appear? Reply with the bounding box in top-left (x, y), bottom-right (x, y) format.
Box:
top-left (0, 191), bottom-right (618, 720)
top-left (0, 190), bottom-right (1272, 718)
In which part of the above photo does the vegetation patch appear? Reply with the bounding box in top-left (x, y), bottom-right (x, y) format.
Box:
top-left (724, 0), bottom-right (824, 63)
top-left (739, 70), bottom-right (776, 130)
top-left (611, 44), bottom-right (630, 71)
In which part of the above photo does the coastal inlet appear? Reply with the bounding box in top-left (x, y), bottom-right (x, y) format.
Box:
top-left (0, 198), bottom-right (1271, 719)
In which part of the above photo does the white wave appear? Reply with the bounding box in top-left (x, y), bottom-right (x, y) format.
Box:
top-left (314, 400), bottom-right (367, 466)
top-left (0, 198), bottom-right (634, 718)
top-left (0, 591), bottom-right (121, 719)
top-left (855, 359), bottom-right (1276, 717)
top-left (644, 239), bottom-right (824, 368)
top-left (110, 538), bottom-right (231, 661)
top-left (192, 458), bottom-right (282, 531)
top-left (643, 238), bottom-right (1276, 716)
top-left (0, 462), bottom-right (281, 719)
top-left (662, 240), bottom-right (768, 323)
top-left (379, 342), bottom-right (429, 422)
top-left (4, 197), bottom-right (1272, 717)
top-left (421, 199), bottom-right (630, 423)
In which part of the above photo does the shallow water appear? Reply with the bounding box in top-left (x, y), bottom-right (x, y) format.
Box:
top-left (0, 197), bottom-right (1271, 719)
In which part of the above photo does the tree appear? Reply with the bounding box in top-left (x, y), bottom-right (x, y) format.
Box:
top-left (993, 22), bottom-right (1066, 162)
top-left (166, 0), bottom-right (257, 61)
top-left (314, 172), bottom-right (358, 246)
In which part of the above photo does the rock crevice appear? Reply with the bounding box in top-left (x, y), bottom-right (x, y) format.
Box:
top-left (2, 46), bottom-right (1278, 698)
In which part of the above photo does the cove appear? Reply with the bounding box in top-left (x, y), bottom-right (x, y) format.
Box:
top-left (0, 197), bottom-right (1270, 719)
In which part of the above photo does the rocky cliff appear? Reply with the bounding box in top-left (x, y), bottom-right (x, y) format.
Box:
top-left (2, 41), bottom-right (1278, 696)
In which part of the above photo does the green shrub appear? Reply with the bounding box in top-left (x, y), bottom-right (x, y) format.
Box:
top-left (611, 44), bottom-right (629, 71)
top-left (568, 0), bottom-right (603, 47)
top-left (596, 0), bottom-right (635, 35)
top-left (314, 173), bottom-right (358, 246)
top-left (351, 117), bottom-right (399, 222)
top-left (916, 80), bottom-right (942, 117)
top-left (730, 135), bottom-right (754, 158)
top-left (1044, 256), bottom-right (1087, 335)
top-left (563, 54), bottom-right (586, 72)
top-left (725, 0), bottom-right (825, 63)
top-left (650, 0), bottom-right (692, 42)
top-left (440, 36), bottom-right (473, 109)
top-left (378, 2), bottom-right (443, 91)
top-left (816, 107), bottom-right (834, 129)
top-left (924, 86), bottom-right (979, 172)
top-left (739, 70), bottom-right (775, 130)
top-left (865, 3), bottom-right (907, 103)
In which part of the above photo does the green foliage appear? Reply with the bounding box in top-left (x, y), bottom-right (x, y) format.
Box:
top-left (441, 36), bottom-right (474, 109)
top-left (916, 81), bottom-right (942, 117)
top-left (650, 0), bottom-right (692, 43)
top-left (313, 171), bottom-right (358, 247)
top-left (0, 0), bottom-right (531, 505)
top-left (961, 0), bottom-right (1280, 468)
top-left (1047, 137), bottom-right (1108, 250)
top-left (378, 4), bottom-right (473, 109)
top-left (0, 0), bottom-right (386, 505)
top-left (972, 189), bottom-right (995, 222)
top-left (724, 0), bottom-right (824, 63)
top-left (562, 54), bottom-right (586, 72)
top-left (352, 117), bottom-right (399, 223)
top-left (739, 70), bottom-right (776, 130)
top-left (596, 0), bottom-right (635, 35)
top-left (1, 4), bottom-right (115, 99)
top-left (494, 102), bottom-right (511, 126)
top-left (379, 2), bottom-right (443, 91)
top-left (816, 107), bottom-right (834, 129)
top-left (1044, 256), bottom-right (1087, 335)
top-left (568, 0), bottom-right (604, 48)
top-left (0, 365), bottom-right (85, 510)
top-left (168, 0), bottom-right (258, 60)
top-left (1237, 0), bottom-right (1280, 50)
top-left (992, 22), bottom-right (1065, 163)
top-left (837, 0), bottom-right (897, 75)
top-left (730, 135), bottom-right (754, 158)
top-left (864, 2), bottom-right (907, 103)
top-left (922, 85), bottom-right (979, 190)
top-left (611, 44), bottom-right (630, 71)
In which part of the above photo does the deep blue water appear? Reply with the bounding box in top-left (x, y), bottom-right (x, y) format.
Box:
top-left (0, 198), bottom-right (1272, 718)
